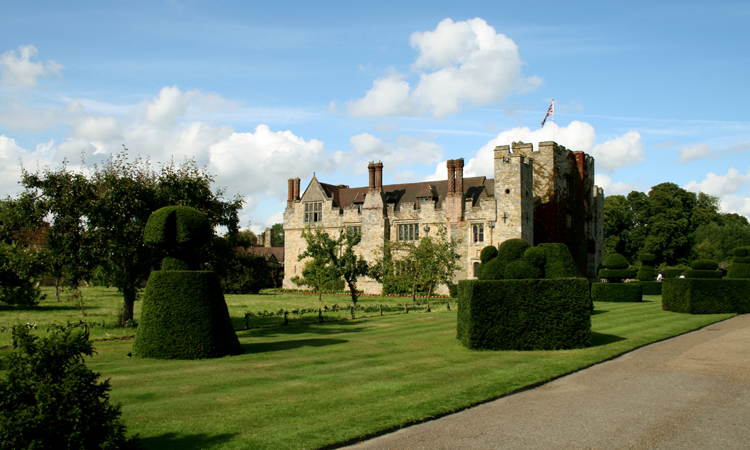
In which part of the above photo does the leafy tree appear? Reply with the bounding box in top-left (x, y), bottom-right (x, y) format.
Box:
top-left (19, 152), bottom-right (243, 325)
top-left (292, 258), bottom-right (339, 301)
top-left (271, 223), bottom-right (285, 247)
top-left (0, 199), bottom-right (48, 306)
top-left (298, 226), bottom-right (368, 306)
top-left (0, 326), bottom-right (140, 449)
top-left (691, 217), bottom-right (750, 263)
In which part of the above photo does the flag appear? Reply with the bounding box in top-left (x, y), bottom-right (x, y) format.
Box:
top-left (541, 102), bottom-right (554, 126)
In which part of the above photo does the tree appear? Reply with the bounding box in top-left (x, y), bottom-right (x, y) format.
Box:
top-left (271, 223), bottom-right (285, 247)
top-left (292, 258), bottom-right (339, 301)
top-left (19, 151), bottom-right (243, 325)
top-left (0, 199), bottom-right (48, 306)
top-left (0, 327), bottom-right (140, 449)
top-left (298, 226), bottom-right (368, 306)
top-left (691, 216), bottom-right (750, 263)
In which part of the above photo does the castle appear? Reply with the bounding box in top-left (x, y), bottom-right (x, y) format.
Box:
top-left (282, 141), bottom-right (605, 294)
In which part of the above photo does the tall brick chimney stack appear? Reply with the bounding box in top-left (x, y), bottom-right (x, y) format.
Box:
top-left (447, 159), bottom-right (456, 194)
top-left (368, 162), bottom-right (376, 189)
top-left (293, 177), bottom-right (300, 200)
top-left (455, 158), bottom-right (464, 195)
top-left (287, 178), bottom-right (294, 205)
top-left (374, 162), bottom-right (383, 191)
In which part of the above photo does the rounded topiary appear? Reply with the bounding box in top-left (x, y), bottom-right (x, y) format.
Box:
top-left (504, 260), bottom-right (543, 279)
top-left (498, 239), bottom-right (531, 263)
top-left (134, 206), bottom-right (242, 360)
top-left (478, 255), bottom-right (506, 280)
top-left (638, 253), bottom-right (656, 264)
top-left (603, 253), bottom-right (629, 270)
top-left (636, 253), bottom-right (657, 281)
top-left (727, 246), bottom-right (750, 279)
top-left (536, 243), bottom-right (581, 278)
top-left (523, 247), bottom-right (546, 269)
top-left (480, 245), bottom-right (498, 263)
top-left (692, 259), bottom-right (719, 271)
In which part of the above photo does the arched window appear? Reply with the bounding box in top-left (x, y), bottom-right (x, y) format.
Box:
top-left (473, 262), bottom-right (480, 277)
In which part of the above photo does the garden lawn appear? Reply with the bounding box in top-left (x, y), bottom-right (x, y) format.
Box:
top-left (3, 296), bottom-right (729, 450)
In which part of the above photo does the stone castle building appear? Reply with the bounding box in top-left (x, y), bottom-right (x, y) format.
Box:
top-left (282, 141), bottom-right (605, 294)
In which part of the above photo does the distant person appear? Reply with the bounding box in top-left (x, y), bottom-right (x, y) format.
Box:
top-left (679, 272), bottom-right (685, 278)
top-left (657, 272), bottom-right (663, 282)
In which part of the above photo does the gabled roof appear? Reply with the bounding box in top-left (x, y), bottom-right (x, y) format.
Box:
top-left (318, 176), bottom-right (494, 211)
top-left (246, 246), bottom-right (285, 263)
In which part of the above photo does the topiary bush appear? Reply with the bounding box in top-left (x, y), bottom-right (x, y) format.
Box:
top-left (479, 245), bottom-right (498, 263)
top-left (598, 253), bottom-right (636, 282)
top-left (631, 281), bottom-right (662, 295)
top-left (536, 243), bottom-right (581, 278)
top-left (685, 259), bottom-right (722, 279)
top-left (636, 253), bottom-right (657, 282)
top-left (503, 260), bottom-right (542, 280)
top-left (602, 253), bottom-right (629, 269)
top-left (727, 246), bottom-right (750, 279)
top-left (591, 283), bottom-right (643, 302)
top-left (662, 278), bottom-right (750, 314)
top-left (692, 259), bottom-right (719, 271)
top-left (134, 205), bottom-right (242, 360)
top-left (457, 278), bottom-right (591, 350)
top-left (477, 238), bottom-right (530, 280)
top-left (664, 267), bottom-right (688, 279)
top-left (0, 327), bottom-right (140, 449)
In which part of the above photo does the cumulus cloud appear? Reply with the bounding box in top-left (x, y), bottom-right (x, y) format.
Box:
top-left (0, 135), bottom-right (57, 196)
top-left (0, 45), bottom-right (63, 88)
top-left (677, 143), bottom-right (749, 163)
top-left (595, 174), bottom-right (642, 196)
top-left (348, 18), bottom-right (540, 118)
top-left (458, 121), bottom-right (643, 180)
top-left (348, 133), bottom-right (443, 176)
top-left (684, 166), bottom-right (750, 218)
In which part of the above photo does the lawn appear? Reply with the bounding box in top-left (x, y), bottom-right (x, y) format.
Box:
top-left (0, 290), bottom-right (734, 450)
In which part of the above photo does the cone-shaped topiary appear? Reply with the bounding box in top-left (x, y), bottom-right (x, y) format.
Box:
top-left (727, 246), bottom-right (750, 278)
top-left (599, 253), bottom-right (636, 282)
top-left (636, 252), bottom-right (657, 281)
top-left (134, 206), bottom-right (242, 359)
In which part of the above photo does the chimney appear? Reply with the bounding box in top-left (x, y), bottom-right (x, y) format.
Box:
top-left (264, 228), bottom-right (272, 248)
top-left (447, 159), bottom-right (456, 194)
top-left (293, 177), bottom-right (300, 200)
top-left (368, 162), bottom-right (376, 189)
top-left (374, 162), bottom-right (383, 190)
top-left (455, 158), bottom-right (464, 195)
top-left (287, 178), bottom-right (294, 205)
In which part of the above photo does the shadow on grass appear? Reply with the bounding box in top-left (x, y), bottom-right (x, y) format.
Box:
top-left (237, 319), bottom-right (371, 338)
top-left (241, 337), bottom-right (348, 353)
top-left (591, 309), bottom-right (608, 315)
top-left (590, 331), bottom-right (626, 347)
top-left (0, 304), bottom-right (83, 312)
top-left (139, 432), bottom-right (238, 450)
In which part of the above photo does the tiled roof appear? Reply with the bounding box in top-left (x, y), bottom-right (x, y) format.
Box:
top-left (320, 176), bottom-right (494, 211)
top-left (245, 246), bottom-right (285, 263)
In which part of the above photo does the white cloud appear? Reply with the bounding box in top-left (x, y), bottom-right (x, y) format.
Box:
top-left (73, 116), bottom-right (122, 142)
top-left (460, 121), bottom-right (641, 179)
top-left (348, 133), bottom-right (443, 175)
top-left (595, 174), bottom-right (642, 196)
top-left (348, 18), bottom-right (540, 118)
top-left (684, 166), bottom-right (750, 218)
top-left (0, 135), bottom-right (55, 196)
top-left (0, 45), bottom-right (63, 88)
top-left (677, 143), bottom-right (749, 163)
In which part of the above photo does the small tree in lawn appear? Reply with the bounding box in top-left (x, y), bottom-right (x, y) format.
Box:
top-left (292, 258), bottom-right (338, 301)
top-left (299, 226), bottom-right (368, 307)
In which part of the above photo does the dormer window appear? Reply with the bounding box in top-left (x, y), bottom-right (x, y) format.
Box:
top-left (304, 202), bottom-right (322, 223)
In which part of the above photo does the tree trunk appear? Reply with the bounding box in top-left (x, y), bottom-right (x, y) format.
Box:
top-left (55, 277), bottom-right (60, 302)
top-left (426, 282), bottom-right (433, 312)
top-left (121, 283), bottom-right (136, 326)
top-left (347, 278), bottom-right (358, 306)
top-left (411, 276), bottom-right (418, 304)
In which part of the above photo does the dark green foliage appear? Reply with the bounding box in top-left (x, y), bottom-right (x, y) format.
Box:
top-left (664, 268), bottom-right (688, 279)
top-left (0, 242), bottom-right (46, 306)
top-left (598, 268), bottom-right (637, 282)
top-left (692, 220), bottom-right (750, 262)
top-left (662, 278), bottom-right (750, 314)
top-left (735, 246), bottom-right (750, 257)
top-left (636, 252), bottom-right (657, 281)
top-left (632, 281), bottom-right (662, 295)
top-left (523, 246), bottom-right (546, 269)
top-left (602, 253), bottom-right (629, 269)
top-left (477, 255), bottom-right (506, 280)
top-left (638, 253), bottom-right (656, 264)
top-left (536, 243), bottom-right (580, 278)
top-left (143, 206), bottom-right (212, 250)
top-left (457, 278), bottom-right (591, 350)
top-left (133, 271), bottom-right (242, 359)
top-left (222, 251), bottom-right (269, 294)
top-left (733, 256), bottom-right (750, 264)
top-left (691, 259), bottom-right (719, 270)
top-left (684, 269), bottom-right (722, 279)
top-left (727, 247), bottom-right (750, 278)
top-left (503, 260), bottom-right (541, 280)
top-left (479, 245), bottom-right (498, 263)
top-left (448, 283), bottom-right (458, 298)
top-left (590, 283), bottom-right (643, 302)
top-left (498, 239), bottom-right (531, 262)
top-left (0, 327), bottom-right (139, 450)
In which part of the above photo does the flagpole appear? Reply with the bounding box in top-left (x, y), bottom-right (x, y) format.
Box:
top-left (552, 99), bottom-right (555, 143)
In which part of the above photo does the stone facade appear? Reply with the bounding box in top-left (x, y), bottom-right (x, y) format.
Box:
top-left (283, 140), bottom-right (604, 294)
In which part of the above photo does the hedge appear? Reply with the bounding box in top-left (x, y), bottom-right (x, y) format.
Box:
top-left (479, 245), bottom-right (498, 263)
top-left (631, 281), bottom-right (662, 295)
top-left (133, 270), bottom-right (243, 359)
top-left (590, 283), bottom-right (643, 302)
top-left (639, 253), bottom-right (656, 264)
top-left (662, 278), bottom-right (750, 314)
top-left (692, 259), bottom-right (719, 270)
top-left (636, 253), bottom-right (657, 282)
top-left (664, 268), bottom-right (688, 279)
top-left (602, 253), bottom-right (629, 270)
top-left (456, 278), bottom-right (591, 350)
top-left (537, 243), bottom-right (581, 278)
top-left (727, 247), bottom-right (750, 278)
top-left (598, 268), bottom-right (637, 280)
top-left (684, 269), bottom-right (722, 279)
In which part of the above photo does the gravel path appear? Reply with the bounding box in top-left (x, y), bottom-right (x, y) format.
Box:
top-left (343, 314), bottom-right (750, 450)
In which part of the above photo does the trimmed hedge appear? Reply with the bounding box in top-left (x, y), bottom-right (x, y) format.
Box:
top-left (598, 268), bottom-right (637, 280)
top-left (133, 270), bottom-right (243, 359)
top-left (602, 253), bottom-right (629, 270)
top-left (479, 245), bottom-right (498, 263)
top-left (692, 259), bottom-right (719, 270)
top-left (662, 278), bottom-right (750, 314)
top-left (684, 269), bottom-right (722, 279)
top-left (591, 283), bottom-right (643, 302)
top-left (664, 268), bottom-right (688, 279)
top-left (537, 243), bottom-right (581, 278)
top-left (632, 281), bottom-right (662, 295)
top-left (727, 247), bottom-right (750, 278)
top-left (636, 253), bottom-right (657, 282)
top-left (638, 253), bottom-right (656, 264)
top-left (523, 247), bottom-right (546, 269)
top-left (457, 278), bottom-right (591, 350)
top-left (503, 260), bottom-right (541, 279)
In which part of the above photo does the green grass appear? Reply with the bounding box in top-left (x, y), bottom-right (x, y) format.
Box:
top-left (0, 291), bottom-right (734, 450)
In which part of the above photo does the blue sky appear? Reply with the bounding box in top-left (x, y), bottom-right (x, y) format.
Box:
top-left (2, 1), bottom-right (749, 231)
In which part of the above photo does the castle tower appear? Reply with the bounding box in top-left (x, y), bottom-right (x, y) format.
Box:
top-left (493, 145), bottom-right (534, 244)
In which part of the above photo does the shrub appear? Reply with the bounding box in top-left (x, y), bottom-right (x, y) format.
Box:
top-left (503, 260), bottom-right (541, 280)
top-left (636, 253), bottom-right (657, 281)
top-left (727, 246), bottom-right (750, 278)
top-left (692, 259), bottom-right (719, 270)
top-left (664, 268), bottom-right (688, 279)
top-left (448, 283), bottom-right (458, 298)
top-left (591, 283), bottom-right (643, 302)
top-left (602, 253), bottom-right (629, 269)
top-left (662, 278), bottom-right (750, 314)
top-left (222, 251), bottom-right (270, 294)
top-left (143, 205), bottom-right (212, 269)
top-left (684, 269), bottom-right (722, 279)
top-left (477, 255), bottom-right (505, 280)
top-left (638, 253), bottom-right (656, 264)
top-left (457, 278), bottom-right (591, 350)
top-left (0, 327), bottom-right (140, 450)
top-left (479, 245), bottom-right (498, 263)
top-left (523, 247), bottom-right (546, 269)
top-left (497, 239), bottom-right (531, 262)
top-left (0, 242), bottom-right (46, 307)
top-left (536, 243), bottom-right (581, 278)
top-left (598, 268), bottom-right (637, 282)
top-left (631, 281), bottom-right (662, 295)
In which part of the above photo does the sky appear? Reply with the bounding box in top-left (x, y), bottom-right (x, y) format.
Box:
top-left (1, 0), bottom-right (749, 232)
